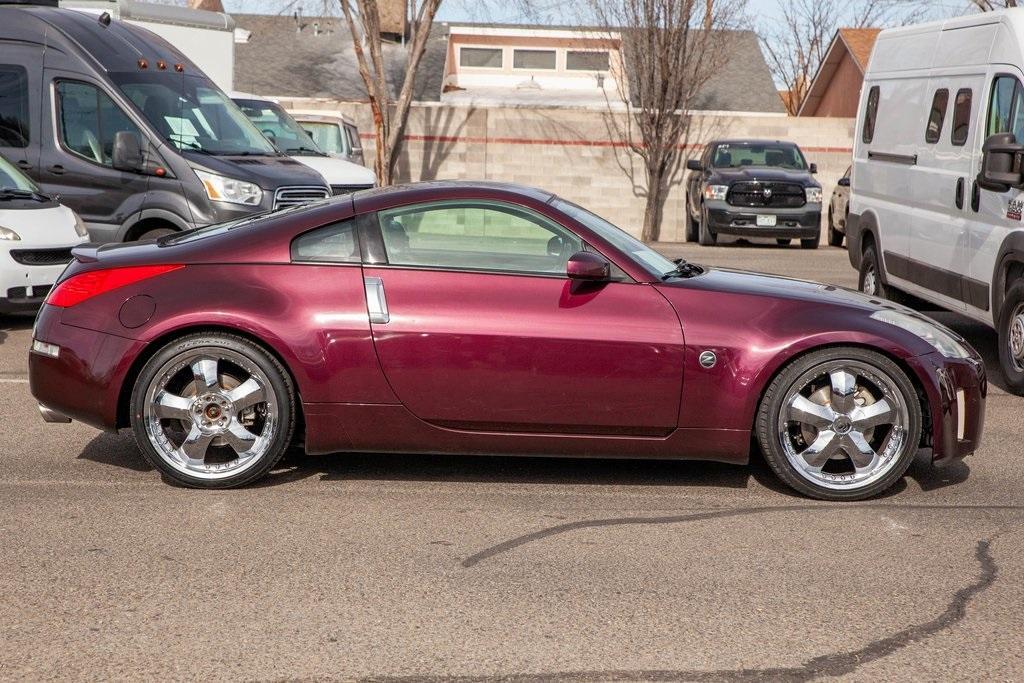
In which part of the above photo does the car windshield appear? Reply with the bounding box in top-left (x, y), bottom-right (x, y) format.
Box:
top-left (112, 73), bottom-right (277, 156)
top-left (0, 155), bottom-right (38, 191)
top-left (234, 99), bottom-right (325, 156)
top-left (299, 121), bottom-right (345, 155)
top-left (552, 198), bottom-right (678, 277)
top-left (711, 142), bottom-right (807, 170)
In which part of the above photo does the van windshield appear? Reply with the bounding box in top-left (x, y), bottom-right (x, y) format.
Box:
top-left (111, 73), bottom-right (277, 156)
top-left (710, 142), bottom-right (807, 170)
top-left (234, 99), bottom-right (325, 156)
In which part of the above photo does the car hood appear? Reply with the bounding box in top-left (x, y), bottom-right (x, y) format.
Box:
top-left (292, 155), bottom-right (376, 186)
top-left (709, 167), bottom-right (819, 187)
top-left (0, 204), bottom-right (86, 247)
top-left (184, 152), bottom-right (328, 190)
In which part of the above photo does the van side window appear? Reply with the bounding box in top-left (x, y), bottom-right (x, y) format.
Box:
top-left (0, 65), bottom-right (30, 148)
top-left (925, 89), bottom-right (949, 144)
top-left (56, 81), bottom-right (143, 167)
top-left (862, 86), bottom-right (880, 143)
top-left (951, 88), bottom-right (973, 146)
top-left (987, 76), bottom-right (1024, 143)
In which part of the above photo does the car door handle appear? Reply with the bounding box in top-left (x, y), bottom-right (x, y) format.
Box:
top-left (955, 177), bottom-right (964, 209)
top-left (364, 276), bottom-right (389, 324)
top-left (47, 164), bottom-right (65, 175)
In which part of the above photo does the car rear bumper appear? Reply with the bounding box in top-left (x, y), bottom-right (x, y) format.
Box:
top-left (906, 351), bottom-right (986, 463)
top-left (705, 202), bottom-right (821, 239)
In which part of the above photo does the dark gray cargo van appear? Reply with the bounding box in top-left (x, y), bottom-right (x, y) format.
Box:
top-left (0, 0), bottom-right (330, 241)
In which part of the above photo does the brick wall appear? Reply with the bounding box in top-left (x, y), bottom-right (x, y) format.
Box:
top-left (282, 98), bottom-right (855, 242)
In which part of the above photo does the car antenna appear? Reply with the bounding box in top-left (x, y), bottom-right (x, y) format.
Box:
top-left (98, 12), bottom-right (111, 27)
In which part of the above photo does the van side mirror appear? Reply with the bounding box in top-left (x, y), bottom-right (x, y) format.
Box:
top-left (978, 132), bottom-right (1024, 193)
top-left (809, 163), bottom-right (818, 174)
top-left (686, 159), bottom-right (703, 172)
top-left (112, 131), bottom-right (143, 172)
top-left (837, 177), bottom-right (850, 187)
top-left (566, 251), bottom-right (610, 281)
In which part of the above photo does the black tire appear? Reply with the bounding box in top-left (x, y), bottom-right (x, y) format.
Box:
top-left (776, 238), bottom-right (791, 246)
top-left (801, 232), bottom-right (821, 249)
top-left (130, 332), bottom-right (296, 488)
top-left (698, 206), bottom-right (717, 246)
top-left (685, 211), bottom-right (699, 243)
top-left (133, 227), bottom-right (177, 241)
top-left (756, 347), bottom-right (922, 501)
top-left (858, 243), bottom-right (887, 298)
top-left (997, 280), bottom-right (1024, 395)
top-left (827, 210), bottom-right (844, 247)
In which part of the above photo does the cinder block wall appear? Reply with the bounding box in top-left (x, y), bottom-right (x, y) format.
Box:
top-left (282, 98), bottom-right (855, 242)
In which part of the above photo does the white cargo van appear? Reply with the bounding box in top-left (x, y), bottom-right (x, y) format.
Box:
top-left (850, 8), bottom-right (1024, 394)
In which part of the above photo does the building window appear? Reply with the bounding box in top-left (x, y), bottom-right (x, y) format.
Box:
top-left (951, 88), bottom-right (973, 146)
top-left (513, 49), bottom-right (556, 70)
top-left (0, 65), bottom-right (30, 148)
top-left (566, 51), bottom-right (609, 72)
top-left (862, 86), bottom-right (879, 144)
top-left (460, 47), bottom-right (502, 69)
top-left (925, 89), bottom-right (948, 144)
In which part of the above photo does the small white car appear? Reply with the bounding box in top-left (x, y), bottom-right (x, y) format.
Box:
top-left (232, 95), bottom-right (377, 196)
top-left (0, 155), bottom-right (89, 314)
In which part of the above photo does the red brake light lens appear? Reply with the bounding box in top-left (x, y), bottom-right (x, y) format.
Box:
top-left (46, 265), bottom-right (184, 308)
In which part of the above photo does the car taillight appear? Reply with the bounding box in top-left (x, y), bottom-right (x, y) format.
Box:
top-left (46, 265), bottom-right (184, 308)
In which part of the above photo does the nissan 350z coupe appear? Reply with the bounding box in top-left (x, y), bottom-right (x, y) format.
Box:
top-left (29, 182), bottom-right (986, 500)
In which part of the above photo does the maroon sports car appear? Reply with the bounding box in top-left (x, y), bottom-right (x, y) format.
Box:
top-left (29, 181), bottom-right (985, 500)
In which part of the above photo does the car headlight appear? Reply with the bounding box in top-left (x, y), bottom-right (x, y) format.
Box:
top-left (805, 187), bottom-right (823, 204)
top-left (194, 169), bottom-right (263, 206)
top-left (871, 310), bottom-right (972, 359)
top-left (703, 185), bottom-right (728, 201)
top-left (0, 226), bottom-right (21, 241)
top-left (72, 212), bottom-right (89, 238)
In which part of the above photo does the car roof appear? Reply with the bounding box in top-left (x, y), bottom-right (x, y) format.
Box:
top-left (709, 139), bottom-right (800, 147)
top-left (354, 180), bottom-right (555, 212)
top-left (291, 113), bottom-right (357, 126)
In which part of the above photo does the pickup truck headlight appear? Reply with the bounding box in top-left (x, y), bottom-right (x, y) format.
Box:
top-left (870, 310), bottom-right (972, 359)
top-left (703, 185), bottom-right (728, 201)
top-left (0, 226), bottom-right (21, 241)
top-left (805, 187), bottom-right (823, 204)
top-left (194, 169), bottom-right (263, 206)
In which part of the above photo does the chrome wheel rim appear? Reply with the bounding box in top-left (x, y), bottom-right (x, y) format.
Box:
top-left (1009, 304), bottom-right (1024, 372)
top-left (143, 347), bottom-right (278, 480)
top-left (777, 360), bottom-right (910, 490)
top-left (861, 265), bottom-right (878, 296)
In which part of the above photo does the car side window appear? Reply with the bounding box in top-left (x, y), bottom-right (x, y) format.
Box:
top-left (291, 219), bottom-right (361, 263)
top-left (0, 65), bottom-right (30, 148)
top-left (925, 89), bottom-right (949, 144)
top-left (56, 80), bottom-right (143, 167)
top-left (377, 200), bottom-right (583, 276)
top-left (951, 88), bottom-right (973, 146)
top-left (987, 75), bottom-right (1024, 142)
top-left (862, 86), bottom-right (880, 144)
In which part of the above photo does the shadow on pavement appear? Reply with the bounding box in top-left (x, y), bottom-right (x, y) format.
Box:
top-left (0, 313), bottom-right (34, 346)
top-left (77, 431), bottom-right (153, 472)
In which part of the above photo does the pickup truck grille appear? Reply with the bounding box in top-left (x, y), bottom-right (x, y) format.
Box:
top-left (727, 182), bottom-right (806, 209)
top-left (273, 186), bottom-right (330, 210)
top-left (9, 248), bottom-right (74, 266)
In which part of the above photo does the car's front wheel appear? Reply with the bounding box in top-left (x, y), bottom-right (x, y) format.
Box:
top-left (756, 347), bottom-right (922, 501)
top-left (130, 333), bottom-right (296, 488)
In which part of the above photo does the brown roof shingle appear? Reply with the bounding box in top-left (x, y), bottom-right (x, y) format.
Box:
top-left (839, 27), bottom-right (881, 71)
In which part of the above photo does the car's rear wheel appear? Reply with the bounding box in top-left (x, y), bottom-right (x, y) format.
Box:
top-left (130, 333), bottom-right (296, 488)
top-left (776, 238), bottom-right (791, 246)
top-left (997, 281), bottom-right (1024, 395)
top-left (827, 209), bottom-right (844, 247)
top-left (698, 206), bottom-right (717, 246)
top-left (756, 347), bottom-right (921, 501)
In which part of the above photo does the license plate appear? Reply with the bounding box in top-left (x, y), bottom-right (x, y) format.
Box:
top-left (756, 214), bottom-right (777, 227)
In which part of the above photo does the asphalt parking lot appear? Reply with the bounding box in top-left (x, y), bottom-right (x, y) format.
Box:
top-left (2, 242), bottom-right (1022, 681)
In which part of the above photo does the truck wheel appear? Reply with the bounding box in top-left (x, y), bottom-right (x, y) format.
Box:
top-left (698, 207), bottom-right (717, 246)
top-left (685, 212), bottom-right (699, 243)
top-left (801, 233), bottom-right (820, 249)
top-left (776, 238), bottom-right (791, 246)
top-left (997, 281), bottom-right (1024, 395)
top-left (827, 209), bottom-right (844, 247)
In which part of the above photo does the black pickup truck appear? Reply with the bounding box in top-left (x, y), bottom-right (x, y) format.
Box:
top-left (685, 140), bottom-right (823, 249)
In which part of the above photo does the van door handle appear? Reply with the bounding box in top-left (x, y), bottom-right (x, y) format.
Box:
top-left (15, 159), bottom-right (30, 170)
top-left (47, 164), bottom-right (65, 176)
top-left (955, 177), bottom-right (964, 209)
top-left (971, 180), bottom-right (981, 212)
top-left (364, 276), bottom-right (389, 324)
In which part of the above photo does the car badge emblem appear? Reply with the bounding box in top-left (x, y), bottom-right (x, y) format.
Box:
top-left (698, 351), bottom-right (717, 369)
top-left (762, 188), bottom-right (773, 199)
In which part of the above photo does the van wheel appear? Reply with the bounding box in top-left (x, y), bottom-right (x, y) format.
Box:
top-left (135, 227), bottom-right (177, 241)
top-left (859, 244), bottom-right (887, 298)
top-left (827, 210), bottom-right (844, 247)
top-left (998, 281), bottom-right (1024, 395)
top-left (698, 207), bottom-right (717, 246)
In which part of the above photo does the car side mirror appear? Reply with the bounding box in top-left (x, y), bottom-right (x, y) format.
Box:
top-left (978, 132), bottom-right (1024, 193)
top-left (566, 251), bottom-right (610, 281)
top-left (686, 159), bottom-right (703, 172)
top-left (837, 177), bottom-right (850, 187)
top-left (809, 163), bottom-right (818, 174)
top-left (111, 131), bottom-right (144, 172)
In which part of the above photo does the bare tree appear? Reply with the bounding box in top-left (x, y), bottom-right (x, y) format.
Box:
top-left (969, 0), bottom-right (1018, 8)
top-left (591, 0), bottom-right (745, 242)
top-left (340, 0), bottom-right (441, 185)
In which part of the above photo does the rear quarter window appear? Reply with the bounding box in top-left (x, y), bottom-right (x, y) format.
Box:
top-left (925, 89), bottom-right (949, 144)
top-left (951, 88), bottom-right (973, 146)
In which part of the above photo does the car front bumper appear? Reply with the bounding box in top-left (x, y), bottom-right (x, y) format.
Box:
top-left (907, 351), bottom-right (986, 463)
top-left (0, 254), bottom-right (72, 314)
top-left (705, 200), bottom-right (821, 239)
